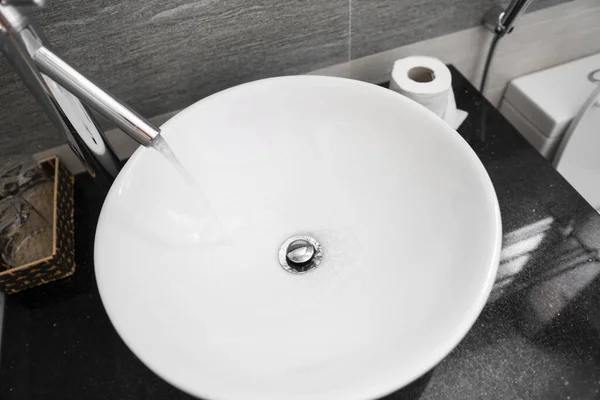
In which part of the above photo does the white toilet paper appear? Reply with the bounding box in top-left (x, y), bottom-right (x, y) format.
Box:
top-left (389, 56), bottom-right (467, 129)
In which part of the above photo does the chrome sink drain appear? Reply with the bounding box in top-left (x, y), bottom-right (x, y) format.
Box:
top-left (278, 235), bottom-right (323, 274)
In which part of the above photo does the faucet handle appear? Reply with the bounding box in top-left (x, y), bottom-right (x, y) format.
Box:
top-left (0, 0), bottom-right (45, 7)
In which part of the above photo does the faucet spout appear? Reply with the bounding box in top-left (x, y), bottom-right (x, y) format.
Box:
top-left (0, 1), bottom-right (159, 180)
top-left (33, 47), bottom-right (160, 147)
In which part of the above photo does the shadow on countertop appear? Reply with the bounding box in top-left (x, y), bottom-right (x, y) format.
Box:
top-left (410, 68), bottom-right (600, 400)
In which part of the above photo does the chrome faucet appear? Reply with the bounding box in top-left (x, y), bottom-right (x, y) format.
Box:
top-left (0, 0), bottom-right (160, 180)
top-left (483, 0), bottom-right (535, 37)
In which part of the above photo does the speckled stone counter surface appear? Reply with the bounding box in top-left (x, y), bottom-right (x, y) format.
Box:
top-left (1, 66), bottom-right (600, 400)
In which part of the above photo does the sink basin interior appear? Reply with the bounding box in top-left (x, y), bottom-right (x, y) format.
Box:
top-left (95, 76), bottom-right (501, 400)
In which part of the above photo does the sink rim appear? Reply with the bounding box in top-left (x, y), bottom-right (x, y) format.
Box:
top-left (94, 75), bottom-right (502, 400)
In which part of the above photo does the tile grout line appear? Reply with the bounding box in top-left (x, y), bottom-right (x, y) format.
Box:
top-left (348, 0), bottom-right (352, 61)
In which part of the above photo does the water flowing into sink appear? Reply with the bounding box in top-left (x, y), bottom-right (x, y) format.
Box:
top-left (151, 134), bottom-right (196, 186)
top-left (150, 134), bottom-right (226, 245)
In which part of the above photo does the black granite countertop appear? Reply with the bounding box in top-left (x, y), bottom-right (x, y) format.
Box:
top-left (2, 66), bottom-right (600, 400)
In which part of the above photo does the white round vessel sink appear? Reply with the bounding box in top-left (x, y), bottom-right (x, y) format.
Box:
top-left (95, 76), bottom-right (501, 400)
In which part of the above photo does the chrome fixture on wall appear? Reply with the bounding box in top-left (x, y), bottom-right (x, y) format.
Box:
top-left (478, 0), bottom-right (536, 142)
top-left (480, 0), bottom-right (536, 94)
top-left (483, 0), bottom-right (535, 37)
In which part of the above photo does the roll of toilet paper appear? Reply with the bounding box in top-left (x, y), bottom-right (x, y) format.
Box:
top-left (389, 56), bottom-right (466, 129)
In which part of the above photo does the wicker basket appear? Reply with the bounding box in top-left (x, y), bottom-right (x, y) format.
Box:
top-left (0, 157), bottom-right (75, 294)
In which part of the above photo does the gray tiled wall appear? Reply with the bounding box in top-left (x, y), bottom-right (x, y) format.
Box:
top-left (350, 0), bottom-right (568, 58)
top-left (0, 0), bottom-right (571, 157)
